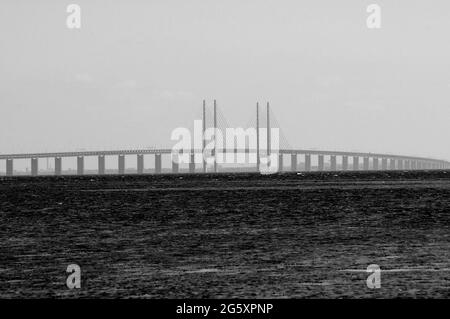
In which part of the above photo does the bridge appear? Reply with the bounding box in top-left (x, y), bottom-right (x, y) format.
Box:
top-left (1, 100), bottom-right (449, 176)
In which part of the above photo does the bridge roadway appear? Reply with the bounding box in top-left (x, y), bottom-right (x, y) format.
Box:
top-left (1, 148), bottom-right (449, 176)
top-left (0, 148), bottom-right (448, 162)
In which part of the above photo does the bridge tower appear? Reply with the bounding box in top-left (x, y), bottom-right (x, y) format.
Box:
top-left (267, 102), bottom-right (271, 157)
top-left (202, 100), bottom-right (206, 173)
top-left (214, 99), bottom-right (218, 173)
top-left (256, 102), bottom-right (260, 172)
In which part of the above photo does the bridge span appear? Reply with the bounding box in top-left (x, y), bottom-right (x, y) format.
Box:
top-left (1, 101), bottom-right (449, 176)
top-left (0, 148), bottom-right (448, 176)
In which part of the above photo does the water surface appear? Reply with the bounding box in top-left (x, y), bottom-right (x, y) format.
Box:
top-left (1, 171), bottom-right (449, 298)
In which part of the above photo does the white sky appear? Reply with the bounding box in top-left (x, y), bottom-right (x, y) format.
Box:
top-left (1, 0), bottom-right (449, 165)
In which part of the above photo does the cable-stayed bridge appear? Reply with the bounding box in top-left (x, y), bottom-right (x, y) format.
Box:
top-left (1, 101), bottom-right (449, 176)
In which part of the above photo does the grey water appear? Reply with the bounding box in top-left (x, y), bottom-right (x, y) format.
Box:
top-left (0, 171), bottom-right (449, 298)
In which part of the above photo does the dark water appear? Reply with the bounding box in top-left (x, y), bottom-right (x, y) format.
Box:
top-left (1, 171), bottom-right (449, 298)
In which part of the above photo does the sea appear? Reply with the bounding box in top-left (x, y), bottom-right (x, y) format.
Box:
top-left (0, 171), bottom-right (449, 298)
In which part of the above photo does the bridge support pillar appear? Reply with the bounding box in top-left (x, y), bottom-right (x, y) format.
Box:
top-left (342, 156), bottom-right (348, 171)
top-left (404, 160), bottom-right (411, 170)
top-left (330, 155), bottom-right (337, 171)
top-left (77, 156), bottom-right (84, 175)
top-left (318, 155), bottom-right (324, 171)
top-left (6, 159), bottom-right (13, 176)
top-left (353, 156), bottom-right (359, 171)
top-left (381, 158), bottom-right (388, 170)
top-left (171, 153), bottom-right (179, 173)
top-left (278, 154), bottom-right (283, 172)
top-left (291, 154), bottom-right (297, 171)
top-left (245, 147), bottom-right (250, 169)
top-left (213, 149), bottom-right (218, 173)
top-left (155, 154), bottom-right (162, 174)
top-left (189, 153), bottom-right (195, 174)
top-left (118, 155), bottom-right (125, 174)
top-left (98, 156), bottom-right (105, 175)
top-left (31, 158), bottom-right (38, 176)
top-left (137, 155), bottom-right (144, 174)
top-left (372, 158), bottom-right (379, 170)
top-left (203, 157), bottom-right (207, 173)
top-left (55, 157), bottom-right (62, 176)
top-left (305, 154), bottom-right (311, 171)
top-left (363, 157), bottom-right (369, 170)
top-left (389, 159), bottom-right (396, 170)
top-left (398, 160), bottom-right (404, 170)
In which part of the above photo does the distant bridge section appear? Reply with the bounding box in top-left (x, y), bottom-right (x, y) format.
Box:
top-left (1, 100), bottom-right (449, 176)
top-left (0, 148), bottom-right (449, 176)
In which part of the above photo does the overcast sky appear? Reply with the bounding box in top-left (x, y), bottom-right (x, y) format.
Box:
top-left (1, 0), bottom-right (450, 164)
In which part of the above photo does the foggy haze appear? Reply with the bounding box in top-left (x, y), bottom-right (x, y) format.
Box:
top-left (1, 0), bottom-right (449, 164)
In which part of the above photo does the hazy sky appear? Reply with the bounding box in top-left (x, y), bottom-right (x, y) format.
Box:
top-left (1, 0), bottom-right (450, 163)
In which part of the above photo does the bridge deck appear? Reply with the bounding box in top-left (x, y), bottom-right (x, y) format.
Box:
top-left (0, 149), bottom-right (448, 164)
